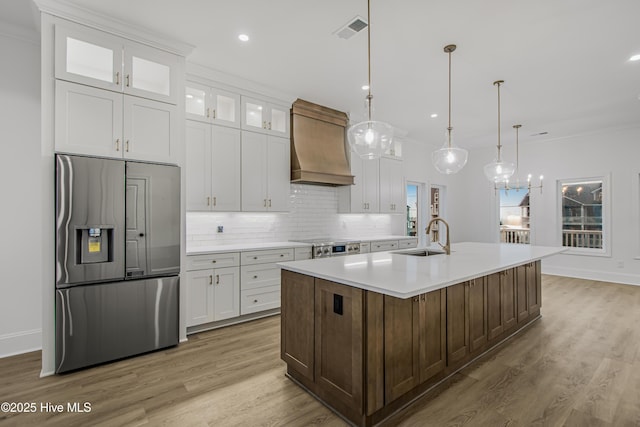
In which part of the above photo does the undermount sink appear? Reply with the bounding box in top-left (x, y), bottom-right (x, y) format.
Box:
top-left (392, 249), bottom-right (446, 257)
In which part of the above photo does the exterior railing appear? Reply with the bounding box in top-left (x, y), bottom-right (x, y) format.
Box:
top-left (500, 228), bottom-right (530, 244)
top-left (562, 230), bottom-right (602, 249)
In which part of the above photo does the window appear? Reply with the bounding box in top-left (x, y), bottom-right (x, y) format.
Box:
top-left (559, 177), bottom-right (609, 255)
top-left (499, 188), bottom-right (530, 244)
top-left (406, 184), bottom-right (418, 237)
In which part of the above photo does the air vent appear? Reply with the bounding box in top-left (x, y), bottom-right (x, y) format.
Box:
top-left (334, 16), bottom-right (368, 40)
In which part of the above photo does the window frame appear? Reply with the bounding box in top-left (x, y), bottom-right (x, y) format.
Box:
top-left (557, 175), bottom-right (611, 257)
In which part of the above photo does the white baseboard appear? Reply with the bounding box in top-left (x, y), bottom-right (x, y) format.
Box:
top-left (543, 265), bottom-right (640, 286)
top-left (0, 329), bottom-right (41, 359)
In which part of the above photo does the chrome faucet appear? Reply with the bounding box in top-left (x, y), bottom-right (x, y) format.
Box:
top-left (426, 217), bottom-right (451, 255)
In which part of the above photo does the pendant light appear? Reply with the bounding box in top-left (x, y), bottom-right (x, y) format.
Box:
top-left (347, 0), bottom-right (394, 160)
top-left (484, 80), bottom-right (515, 183)
top-left (503, 124), bottom-right (544, 193)
top-left (432, 44), bottom-right (468, 174)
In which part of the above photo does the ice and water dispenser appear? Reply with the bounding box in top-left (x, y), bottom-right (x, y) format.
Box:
top-left (77, 227), bottom-right (114, 264)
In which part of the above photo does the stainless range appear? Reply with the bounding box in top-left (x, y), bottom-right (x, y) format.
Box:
top-left (294, 238), bottom-right (361, 258)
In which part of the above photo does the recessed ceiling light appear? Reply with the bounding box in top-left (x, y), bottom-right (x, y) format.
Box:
top-left (361, 85), bottom-right (369, 91)
top-left (630, 54), bottom-right (640, 61)
top-left (430, 113), bottom-right (438, 118)
top-left (238, 34), bottom-right (250, 42)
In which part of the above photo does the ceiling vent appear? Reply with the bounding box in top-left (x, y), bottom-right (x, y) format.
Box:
top-left (334, 16), bottom-right (368, 40)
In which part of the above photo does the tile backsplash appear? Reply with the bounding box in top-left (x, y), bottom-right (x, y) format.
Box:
top-left (187, 184), bottom-right (405, 247)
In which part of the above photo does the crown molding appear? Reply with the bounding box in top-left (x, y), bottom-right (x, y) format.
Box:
top-left (32, 0), bottom-right (193, 56)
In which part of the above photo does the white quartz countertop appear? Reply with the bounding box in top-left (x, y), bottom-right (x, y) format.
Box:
top-left (187, 241), bottom-right (312, 255)
top-left (278, 242), bottom-right (566, 299)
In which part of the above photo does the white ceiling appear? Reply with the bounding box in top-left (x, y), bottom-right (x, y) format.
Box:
top-left (4, 0), bottom-right (640, 149)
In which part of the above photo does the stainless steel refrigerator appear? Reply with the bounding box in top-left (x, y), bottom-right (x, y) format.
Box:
top-left (55, 154), bottom-right (180, 373)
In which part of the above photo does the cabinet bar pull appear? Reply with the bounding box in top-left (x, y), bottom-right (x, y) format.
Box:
top-left (268, 121), bottom-right (272, 130)
top-left (268, 199), bottom-right (272, 208)
top-left (115, 139), bottom-right (120, 151)
top-left (115, 72), bottom-right (120, 85)
top-left (207, 196), bottom-right (210, 206)
top-left (213, 109), bottom-right (217, 119)
top-left (216, 274), bottom-right (220, 285)
top-left (263, 199), bottom-right (267, 207)
top-left (126, 74), bottom-right (130, 87)
top-left (206, 108), bottom-right (210, 118)
top-left (209, 275), bottom-right (213, 285)
top-left (125, 140), bottom-right (129, 152)
top-left (262, 120), bottom-right (267, 129)
top-left (253, 299), bottom-right (258, 303)
top-left (213, 197), bottom-right (216, 206)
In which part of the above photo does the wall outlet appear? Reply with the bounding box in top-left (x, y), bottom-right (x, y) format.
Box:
top-left (217, 225), bottom-right (223, 233)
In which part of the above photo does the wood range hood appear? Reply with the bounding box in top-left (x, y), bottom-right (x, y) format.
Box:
top-left (290, 99), bottom-right (354, 186)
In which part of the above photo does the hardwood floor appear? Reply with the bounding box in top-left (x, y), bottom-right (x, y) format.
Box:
top-left (1, 275), bottom-right (639, 426)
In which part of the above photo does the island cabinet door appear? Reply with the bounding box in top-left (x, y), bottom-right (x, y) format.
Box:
top-left (446, 283), bottom-right (469, 365)
top-left (527, 261), bottom-right (542, 315)
top-left (384, 295), bottom-right (420, 403)
top-left (314, 279), bottom-right (364, 414)
top-left (501, 268), bottom-right (518, 332)
top-left (281, 271), bottom-right (315, 381)
top-left (468, 277), bottom-right (488, 353)
top-left (516, 265), bottom-right (529, 323)
top-left (486, 272), bottom-right (504, 341)
top-left (418, 289), bottom-right (447, 383)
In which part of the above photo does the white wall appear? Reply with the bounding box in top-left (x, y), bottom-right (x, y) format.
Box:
top-left (450, 126), bottom-right (640, 285)
top-left (0, 28), bottom-right (42, 357)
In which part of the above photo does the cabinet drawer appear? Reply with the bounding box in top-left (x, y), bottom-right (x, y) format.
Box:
top-left (241, 264), bottom-right (280, 290)
top-left (241, 285), bottom-right (281, 315)
top-left (398, 238), bottom-right (418, 249)
top-left (187, 252), bottom-right (240, 270)
top-left (241, 248), bottom-right (294, 265)
top-left (359, 242), bottom-right (371, 253)
top-left (294, 247), bottom-right (313, 260)
top-left (370, 240), bottom-right (399, 252)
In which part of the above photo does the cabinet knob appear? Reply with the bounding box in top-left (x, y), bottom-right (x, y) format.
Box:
top-left (211, 260), bottom-right (216, 263)
top-left (253, 256), bottom-right (258, 260)
top-left (253, 275), bottom-right (258, 279)
top-left (413, 296), bottom-right (419, 302)
top-left (280, 254), bottom-right (284, 257)
top-left (253, 299), bottom-right (258, 303)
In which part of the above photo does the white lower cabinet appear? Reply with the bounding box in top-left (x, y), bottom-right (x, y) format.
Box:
top-left (370, 240), bottom-right (399, 252)
top-left (185, 266), bottom-right (239, 327)
top-left (186, 246), bottom-right (299, 330)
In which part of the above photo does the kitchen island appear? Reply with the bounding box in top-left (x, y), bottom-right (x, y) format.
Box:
top-left (278, 242), bottom-right (565, 426)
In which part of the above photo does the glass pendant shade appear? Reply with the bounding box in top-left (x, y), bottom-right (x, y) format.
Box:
top-left (432, 132), bottom-right (468, 174)
top-left (348, 120), bottom-right (394, 159)
top-left (483, 159), bottom-right (515, 183)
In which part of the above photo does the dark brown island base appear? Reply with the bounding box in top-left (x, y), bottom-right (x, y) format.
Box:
top-left (280, 261), bottom-right (542, 426)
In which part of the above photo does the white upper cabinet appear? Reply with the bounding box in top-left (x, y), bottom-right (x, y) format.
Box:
top-left (55, 80), bottom-right (177, 163)
top-left (55, 22), bottom-right (179, 104)
top-left (339, 153), bottom-right (404, 214)
top-left (379, 157), bottom-right (405, 213)
top-left (338, 154), bottom-right (379, 213)
top-left (241, 132), bottom-right (290, 212)
top-left (185, 82), bottom-right (240, 128)
top-left (185, 121), bottom-right (241, 211)
top-left (241, 96), bottom-right (290, 138)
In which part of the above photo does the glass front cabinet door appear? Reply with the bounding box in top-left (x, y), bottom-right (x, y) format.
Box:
top-left (185, 82), bottom-right (240, 128)
top-left (241, 96), bottom-right (290, 138)
top-left (55, 22), bottom-right (179, 104)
